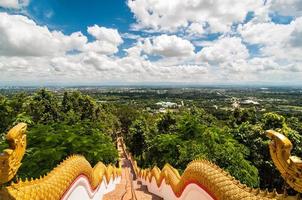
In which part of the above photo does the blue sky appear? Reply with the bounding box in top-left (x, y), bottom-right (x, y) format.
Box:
top-left (0, 0), bottom-right (301, 86)
top-left (26, 0), bottom-right (138, 57)
top-left (27, 0), bottom-right (134, 34)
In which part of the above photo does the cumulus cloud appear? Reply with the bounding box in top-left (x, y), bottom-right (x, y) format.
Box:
top-left (83, 40), bottom-right (120, 55)
top-left (82, 52), bottom-right (119, 71)
top-left (1, 0), bottom-right (302, 85)
top-left (142, 34), bottom-right (195, 57)
top-left (124, 44), bottom-right (143, 57)
top-left (0, 14), bottom-right (125, 57)
top-left (127, 0), bottom-right (262, 33)
top-left (192, 34), bottom-right (301, 82)
top-left (121, 32), bottom-right (141, 40)
top-left (87, 25), bottom-right (123, 45)
top-left (239, 17), bottom-right (302, 61)
top-left (186, 22), bottom-right (207, 36)
top-left (248, 57), bottom-right (281, 72)
top-left (269, 0), bottom-right (302, 17)
top-left (0, 51), bottom-right (212, 85)
top-left (196, 37), bottom-right (249, 64)
top-left (238, 20), bottom-right (293, 45)
top-left (0, 13), bottom-right (87, 56)
top-left (0, 0), bottom-right (29, 9)
top-left (128, 0), bottom-right (302, 33)
top-left (289, 17), bottom-right (302, 47)
top-left (85, 25), bottom-right (123, 54)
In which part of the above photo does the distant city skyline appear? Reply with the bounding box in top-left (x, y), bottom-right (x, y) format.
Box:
top-left (0, 0), bottom-right (301, 85)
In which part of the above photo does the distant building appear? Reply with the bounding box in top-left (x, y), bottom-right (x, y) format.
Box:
top-left (232, 101), bottom-right (240, 109)
top-left (158, 108), bottom-right (167, 113)
top-left (155, 101), bottom-right (177, 108)
top-left (241, 100), bottom-right (260, 105)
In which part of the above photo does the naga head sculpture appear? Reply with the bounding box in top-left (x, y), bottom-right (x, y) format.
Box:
top-left (267, 130), bottom-right (302, 193)
top-left (0, 123), bottom-right (27, 185)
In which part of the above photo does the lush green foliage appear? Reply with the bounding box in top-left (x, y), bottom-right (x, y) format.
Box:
top-left (121, 105), bottom-right (302, 191)
top-left (1, 88), bottom-right (302, 194)
top-left (18, 122), bottom-right (117, 178)
top-left (126, 110), bottom-right (260, 187)
top-left (0, 89), bottom-right (119, 179)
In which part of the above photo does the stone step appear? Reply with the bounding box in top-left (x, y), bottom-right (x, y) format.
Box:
top-left (104, 138), bottom-right (163, 200)
top-left (132, 180), bottom-right (163, 200)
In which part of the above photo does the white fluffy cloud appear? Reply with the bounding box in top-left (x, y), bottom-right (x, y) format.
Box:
top-left (128, 0), bottom-right (262, 33)
top-left (269, 0), bottom-right (302, 17)
top-left (239, 21), bottom-right (293, 45)
top-left (0, 14), bottom-right (125, 57)
top-left (85, 25), bottom-right (123, 55)
top-left (0, 0), bottom-right (29, 9)
top-left (87, 25), bottom-right (123, 45)
top-left (142, 34), bottom-right (195, 57)
top-left (0, 12), bottom-right (87, 56)
top-left (239, 17), bottom-right (302, 61)
top-left (186, 22), bottom-right (206, 36)
top-left (192, 34), bottom-right (302, 82)
top-left (1, 0), bottom-right (302, 85)
top-left (289, 18), bottom-right (302, 47)
top-left (196, 37), bottom-right (249, 64)
top-left (128, 0), bottom-right (302, 33)
top-left (83, 40), bottom-right (120, 55)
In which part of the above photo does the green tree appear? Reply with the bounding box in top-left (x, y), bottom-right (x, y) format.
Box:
top-left (116, 105), bottom-right (138, 136)
top-left (79, 95), bottom-right (98, 120)
top-left (61, 91), bottom-right (72, 113)
top-left (178, 112), bottom-right (205, 140)
top-left (232, 108), bottom-right (257, 126)
top-left (287, 117), bottom-right (302, 135)
top-left (28, 89), bottom-right (60, 123)
top-left (128, 118), bottom-right (147, 163)
top-left (157, 112), bottom-right (176, 134)
top-left (0, 95), bottom-right (13, 133)
top-left (146, 134), bottom-right (181, 168)
top-left (18, 122), bottom-right (118, 179)
top-left (262, 112), bottom-right (286, 130)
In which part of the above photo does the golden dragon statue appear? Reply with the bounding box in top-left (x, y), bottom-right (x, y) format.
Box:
top-left (267, 130), bottom-right (302, 193)
top-left (0, 123), bottom-right (121, 200)
top-left (0, 123), bottom-right (301, 200)
top-left (127, 130), bottom-right (302, 200)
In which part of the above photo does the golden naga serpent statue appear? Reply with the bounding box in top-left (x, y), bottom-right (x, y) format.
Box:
top-left (267, 130), bottom-right (302, 193)
top-left (0, 123), bottom-right (121, 200)
top-left (129, 130), bottom-right (302, 200)
top-left (0, 123), bottom-right (301, 200)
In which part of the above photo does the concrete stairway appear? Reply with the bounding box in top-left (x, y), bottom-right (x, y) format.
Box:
top-left (103, 139), bottom-right (162, 200)
top-left (132, 180), bottom-right (162, 200)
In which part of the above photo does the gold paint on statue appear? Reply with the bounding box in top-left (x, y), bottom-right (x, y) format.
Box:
top-left (0, 123), bottom-right (121, 200)
top-left (0, 123), bottom-right (27, 185)
top-left (267, 130), bottom-right (302, 193)
top-left (130, 131), bottom-right (302, 200)
top-left (0, 123), bottom-right (301, 200)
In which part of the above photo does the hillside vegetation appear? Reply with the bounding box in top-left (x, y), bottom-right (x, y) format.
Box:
top-left (1, 89), bottom-right (302, 193)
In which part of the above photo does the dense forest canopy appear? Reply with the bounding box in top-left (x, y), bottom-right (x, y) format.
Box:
top-left (0, 88), bottom-right (302, 193)
top-left (0, 90), bottom-right (119, 178)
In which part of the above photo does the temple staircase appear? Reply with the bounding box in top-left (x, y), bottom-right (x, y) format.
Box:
top-left (103, 137), bottom-right (162, 200)
top-left (0, 123), bottom-right (302, 200)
